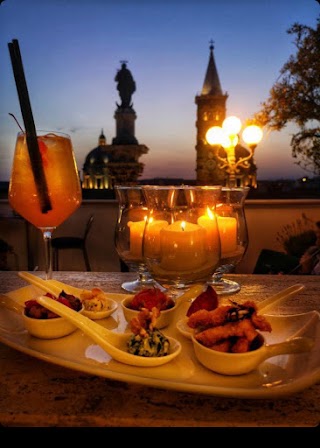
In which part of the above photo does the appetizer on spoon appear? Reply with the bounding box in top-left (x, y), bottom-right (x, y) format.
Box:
top-left (18, 271), bottom-right (118, 320)
top-left (35, 294), bottom-right (181, 367)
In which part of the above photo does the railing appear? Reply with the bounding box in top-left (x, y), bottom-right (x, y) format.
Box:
top-left (1, 198), bottom-right (320, 273)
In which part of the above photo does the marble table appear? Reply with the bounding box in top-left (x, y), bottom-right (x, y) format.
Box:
top-left (0, 271), bottom-right (319, 428)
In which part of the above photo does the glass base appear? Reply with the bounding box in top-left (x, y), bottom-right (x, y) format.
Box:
top-left (121, 277), bottom-right (156, 294)
top-left (207, 277), bottom-right (241, 296)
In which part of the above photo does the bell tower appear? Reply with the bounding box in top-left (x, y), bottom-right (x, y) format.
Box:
top-left (195, 41), bottom-right (228, 185)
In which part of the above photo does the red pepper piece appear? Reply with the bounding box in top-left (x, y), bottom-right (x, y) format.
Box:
top-left (56, 296), bottom-right (72, 308)
top-left (24, 299), bottom-right (39, 309)
top-left (186, 285), bottom-right (218, 317)
top-left (45, 292), bottom-right (56, 299)
top-left (130, 288), bottom-right (174, 311)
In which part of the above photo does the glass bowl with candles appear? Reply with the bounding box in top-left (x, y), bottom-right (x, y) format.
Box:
top-left (142, 185), bottom-right (222, 296)
top-left (208, 186), bottom-right (250, 295)
top-left (114, 185), bottom-right (157, 293)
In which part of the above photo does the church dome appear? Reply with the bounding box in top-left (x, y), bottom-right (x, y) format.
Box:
top-left (84, 147), bottom-right (110, 166)
top-left (83, 130), bottom-right (113, 174)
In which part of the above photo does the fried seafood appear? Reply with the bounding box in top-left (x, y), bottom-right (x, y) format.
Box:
top-left (130, 307), bottom-right (160, 337)
top-left (188, 299), bottom-right (272, 353)
top-left (195, 318), bottom-right (259, 347)
top-left (187, 306), bottom-right (235, 330)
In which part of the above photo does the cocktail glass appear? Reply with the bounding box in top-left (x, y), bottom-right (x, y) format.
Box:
top-left (8, 130), bottom-right (82, 279)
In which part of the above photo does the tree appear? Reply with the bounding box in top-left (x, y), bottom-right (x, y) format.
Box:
top-left (254, 14), bottom-right (320, 175)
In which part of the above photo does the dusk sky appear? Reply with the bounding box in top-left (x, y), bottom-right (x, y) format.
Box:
top-left (0, 0), bottom-right (319, 182)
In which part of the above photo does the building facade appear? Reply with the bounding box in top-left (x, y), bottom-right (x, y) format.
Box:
top-left (195, 42), bottom-right (257, 187)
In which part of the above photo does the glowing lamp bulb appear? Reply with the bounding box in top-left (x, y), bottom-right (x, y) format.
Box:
top-left (205, 126), bottom-right (224, 145)
top-left (222, 116), bottom-right (242, 135)
top-left (242, 125), bottom-right (263, 146)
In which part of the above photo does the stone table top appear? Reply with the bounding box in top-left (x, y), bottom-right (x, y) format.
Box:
top-left (0, 271), bottom-right (319, 428)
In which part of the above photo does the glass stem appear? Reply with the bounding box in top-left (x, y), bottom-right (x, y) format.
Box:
top-left (138, 271), bottom-right (149, 284)
top-left (211, 267), bottom-right (224, 282)
top-left (42, 229), bottom-right (54, 280)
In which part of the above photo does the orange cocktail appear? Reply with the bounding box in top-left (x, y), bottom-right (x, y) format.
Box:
top-left (9, 130), bottom-right (82, 279)
top-left (9, 131), bottom-right (82, 228)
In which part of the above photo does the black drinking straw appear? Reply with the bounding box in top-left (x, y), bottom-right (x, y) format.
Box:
top-left (8, 38), bottom-right (52, 213)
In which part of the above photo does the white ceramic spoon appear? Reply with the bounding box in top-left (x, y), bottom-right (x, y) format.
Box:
top-left (176, 283), bottom-right (306, 339)
top-left (192, 333), bottom-right (314, 375)
top-left (19, 271), bottom-right (203, 326)
top-left (36, 295), bottom-right (182, 367)
top-left (257, 283), bottom-right (305, 313)
top-left (18, 271), bottom-right (119, 319)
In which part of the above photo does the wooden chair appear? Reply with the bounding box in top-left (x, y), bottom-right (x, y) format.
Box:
top-left (52, 215), bottom-right (94, 271)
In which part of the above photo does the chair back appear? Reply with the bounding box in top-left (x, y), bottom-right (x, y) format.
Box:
top-left (84, 215), bottom-right (94, 242)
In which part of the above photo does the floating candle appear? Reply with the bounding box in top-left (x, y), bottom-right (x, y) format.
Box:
top-left (217, 216), bottom-right (237, 255)
top-left (128, 219), bottom-right (146, 259)
top-left (144, 218), bottom-right (169, 257)
top-left (197, 207), bottom-right (220, 250)
top-left (198, 207), bottom-right (237, 256)
top-left (160, 220), bottom-right (207, 271)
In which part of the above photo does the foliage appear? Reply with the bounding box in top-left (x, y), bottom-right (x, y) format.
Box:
top-left (276, 213), bottom-right (316, 258)
top-left (254, 15), bottom-right (320, 175)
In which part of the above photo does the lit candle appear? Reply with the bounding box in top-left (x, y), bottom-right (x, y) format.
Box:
top-left (197, 207), bottom-right (220, 250)
top-left (128, 219), bottom-right (146, 259)
top-left (198, 208), bottom-right (237, 256)
top-left (160, 220), bottom-right (207, 271)
top-left (217, 216), bottom-right (237, 255)
top-left (144, 217), bottom-right (169, 258)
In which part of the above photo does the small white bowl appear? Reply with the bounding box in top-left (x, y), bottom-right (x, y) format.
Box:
top-left (22, 305), bottom-right (84, 339)
top-left (81, 299), bottom-right (118, 320)
top-left (121, 284), bottom-right (205, 329)
top-left (192, 333), bottom-right (314, 376)
top-left (121, 296), bottom-right (175, 329)
top-left (79, 288), bottom-right (118, 320)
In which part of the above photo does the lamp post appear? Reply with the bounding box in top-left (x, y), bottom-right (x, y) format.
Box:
top-left (205, 116), bottom-right (263, 188)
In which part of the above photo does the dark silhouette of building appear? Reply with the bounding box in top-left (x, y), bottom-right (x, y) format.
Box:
top-left (82, 62), bottom-right (149, 191)
top-left (195, 41), bottom-right (257, 187)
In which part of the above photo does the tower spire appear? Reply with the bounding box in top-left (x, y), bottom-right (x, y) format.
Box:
top-left (201, 40), bottom-right (223, 96)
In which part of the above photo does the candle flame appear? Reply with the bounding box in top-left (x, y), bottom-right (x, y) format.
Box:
top-left (181, 221), bottom-right (186, 231)
top-left (206, 207), bottom-right (214, 220)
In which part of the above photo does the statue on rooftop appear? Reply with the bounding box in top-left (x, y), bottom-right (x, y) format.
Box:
top-left (115, 61), bottom-right (136, 109)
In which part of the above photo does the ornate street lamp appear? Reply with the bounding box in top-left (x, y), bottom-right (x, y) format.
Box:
top-left (205, 116), bottom-right (263, 188)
